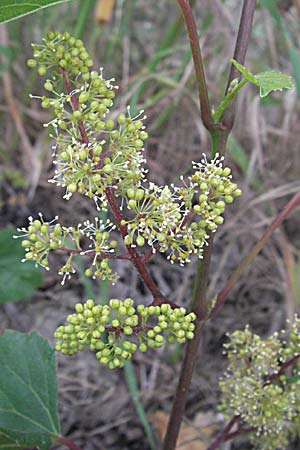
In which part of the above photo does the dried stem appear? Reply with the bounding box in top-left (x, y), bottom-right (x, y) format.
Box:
top-left (210, 192), bottom-right (300, 318)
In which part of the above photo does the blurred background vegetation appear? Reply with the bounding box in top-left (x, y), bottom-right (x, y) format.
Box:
top-left (1, 0), bottom-right (300, 449)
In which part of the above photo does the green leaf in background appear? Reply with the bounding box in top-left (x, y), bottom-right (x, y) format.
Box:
top-left (255, 70), bottom-right (294, 97)
top-left (0, 228), bottom-right (42, 303)
top-left (231, 58), bottom-right (293, 97)
top-left (0, 330), bottom-right (60, 450)
top-left (0, 0), bottom-right (73, 24)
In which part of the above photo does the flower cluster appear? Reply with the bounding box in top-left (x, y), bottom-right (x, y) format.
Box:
top-left (219, 318), bottom-right (300, 450)
top-left (16, 215), bottom-right (118, 284)
top-left (23, 31), bottom-right (242, 281)
top-left (121, 154), bottom-right (241, 265)
top-left (54, 299), bottom-right (196, 368)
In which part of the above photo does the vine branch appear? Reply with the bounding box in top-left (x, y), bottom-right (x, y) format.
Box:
top-left (177, 0), bottom-right (215, 131)
top-left (162, 2), bottom-right (256, 448)
top-left (222, 0), bottom-right (256, 129)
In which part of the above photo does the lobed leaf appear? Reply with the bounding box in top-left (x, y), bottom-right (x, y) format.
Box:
top-left (255, 70), bottom-right (294, 97)
top-left (231, 58), bottom-right (293, 97)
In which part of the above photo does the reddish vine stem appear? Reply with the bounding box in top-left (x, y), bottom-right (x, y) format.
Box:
top-left (265, 354), bottom-right (300, 385)
top-left (60, 68), bottom-right (89, 145)
top-left (206, 415), bottom-right (240, 450)
top-left (163, 1), bottom-right (255, 449)
top-left (222, 0), bottom-right (256, 129)
top-left (177, 0), bottom-right (215, 131)
top-left (105, 187), bottom-right (172, 305)
top-left (162, 236), bottom-right (213, 450)
top-left (60, 68), bottom-right (174, 306)
top-left (57, 435), bottom-right (82, 450)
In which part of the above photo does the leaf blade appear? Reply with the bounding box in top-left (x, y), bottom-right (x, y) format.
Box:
top-left (254, 70), bottom-right (294, 97)
top-left (0, 331), bottom-right (59, 450)
top-left (0, 0), bottom-right (73, 23)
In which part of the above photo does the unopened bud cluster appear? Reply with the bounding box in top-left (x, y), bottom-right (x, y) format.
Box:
top-left (219, 317), bottom-right (300, 449)
top-left (54, 299), bottom-right (196, 368)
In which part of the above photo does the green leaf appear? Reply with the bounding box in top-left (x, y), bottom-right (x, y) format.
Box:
top-left (254, 70), bottom-right (294, 97)
top-left (230, 59), bottom-right (258, 85)
top-left (231, 58), bottom-right (293, 98)
top-left (0, 330), bottom-right (60, 450)
top-left (0, 0), bottom-right (73, 23)
top-left (0, 228), bottom-right (42, 303)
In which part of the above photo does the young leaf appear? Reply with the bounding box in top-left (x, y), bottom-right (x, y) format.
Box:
top-left (231, 58), bottom-right (293, 97)
top-left (255, 70), bottom-right (294, 97)
top-left (0, 0), bottom-right (72, 24)
top-left (0, 331), bottom-right (60, 450)
top-left (0, 228), bottom-right (42, 303)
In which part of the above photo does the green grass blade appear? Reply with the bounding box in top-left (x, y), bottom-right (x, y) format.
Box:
top-left (124, 361), bottom-right (157, 450)
top-left (74, 0), bottom-right (95, 39)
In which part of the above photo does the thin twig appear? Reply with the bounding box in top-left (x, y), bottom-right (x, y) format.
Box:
top-left (206, 415), bottom-right (240, 450)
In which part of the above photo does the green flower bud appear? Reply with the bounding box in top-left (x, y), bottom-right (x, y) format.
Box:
top-left (118, 113), bottom-right (126, 125)
top-left (27, 59), bottom-right (37, 68)
top-left (105, 119), bottom-right (114, 131)
top-left (44, 81), bottom-right (54, 92)
top-left (135, 189), bottom-right (144, 201)
top-left (128, 199), bottom-right (137, 209)
top-left (136, 235), bottom-right (145, 247)
top-left (85, 268), bottom-right (93, 277)
top-left (102, 164), bottom-right (113, 174)
top-left (68, 183), bottom-right (77, 193)
top-left (38, 65), bottom-right (47, 76)
top-left (72, 110), bottom-right (82, 120)
top-left (79, 92), bottom-right (89, 103)
top-left (134, 139), bottom-right (143, 149)
top-left (124, 326), bottom-right (133, 335)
